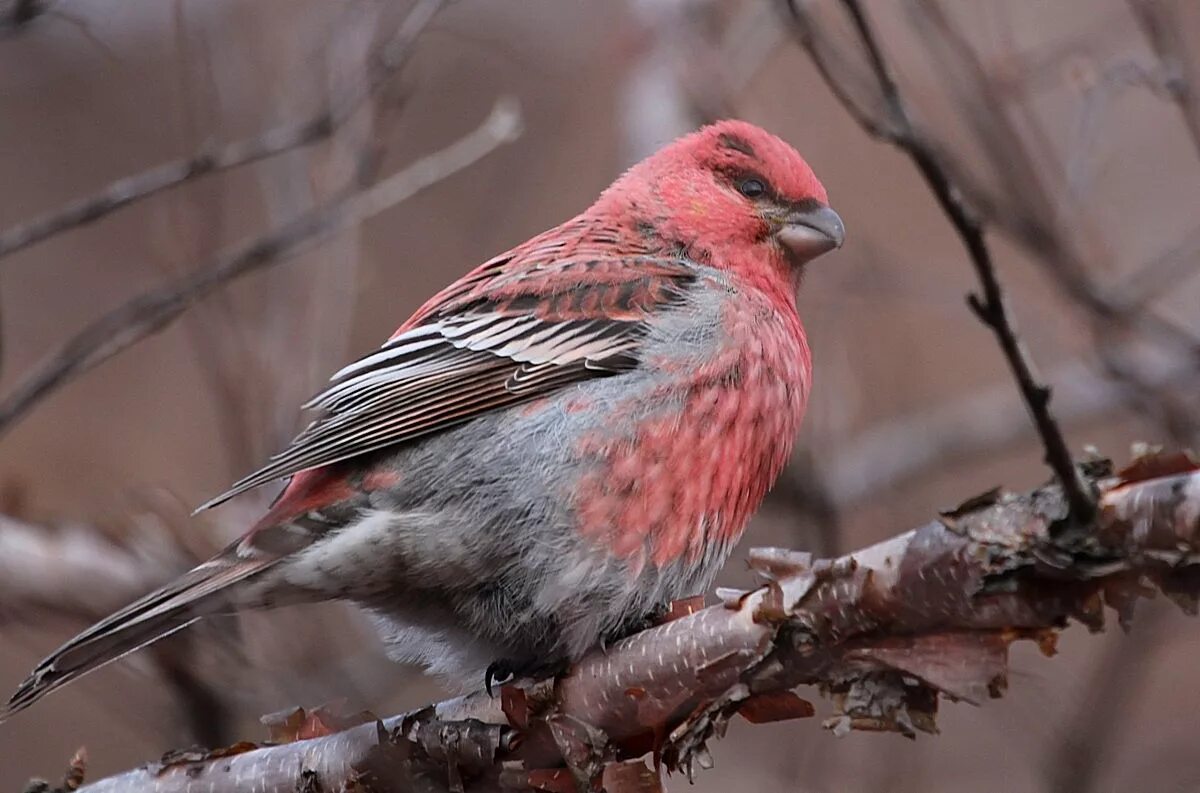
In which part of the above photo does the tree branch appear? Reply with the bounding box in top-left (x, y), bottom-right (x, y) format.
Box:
top-left (0, 0), bottom-right (48, 33)
top-left (824, 346), bottom-right (1192, 507)
top-left (1127, 0), bottom-right (1200, 160)
top-left (0, 509), bottom-right (241, 748)
top-left (0, 513), bottom-right (183, 623)
top-left (788, 0), bottom-right (1096, 526)
top-left (0, 98), bottom-right (523, 438)
top-left (0, 0), bottom-right (445, 263)
top-left (49, 450), bottom-right (1200, 792)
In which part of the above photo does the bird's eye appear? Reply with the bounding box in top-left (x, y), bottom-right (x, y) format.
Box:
top-left (737, 178), bottom-right (766, 198)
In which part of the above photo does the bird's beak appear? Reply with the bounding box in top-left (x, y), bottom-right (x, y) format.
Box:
top-left (776, 205), bottom-right (845, 264)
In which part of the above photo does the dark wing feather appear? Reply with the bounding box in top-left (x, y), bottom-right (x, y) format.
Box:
top-left (196, 249), bottom-right (695, 512)
top-left (1, 551), bottom-right (277, 721)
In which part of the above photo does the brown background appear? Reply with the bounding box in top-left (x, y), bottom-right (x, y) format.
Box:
top-left (2, 0), bottom-right (1199, 790)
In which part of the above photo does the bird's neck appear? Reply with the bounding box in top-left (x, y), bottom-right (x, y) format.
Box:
top-left (581, 205), bottom-right (799, 313)
top-left (710, 242), bottom-right (799, 309)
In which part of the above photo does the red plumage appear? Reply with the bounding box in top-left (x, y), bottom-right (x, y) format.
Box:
top-left (3, 120), bottom-right (843, 719)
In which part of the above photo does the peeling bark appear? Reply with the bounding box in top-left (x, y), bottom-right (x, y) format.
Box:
top-left (58, 451), bottom-right (1200, 792)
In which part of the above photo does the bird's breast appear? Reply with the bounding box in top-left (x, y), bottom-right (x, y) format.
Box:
top-left (570, 280), bottom-right (810, 576)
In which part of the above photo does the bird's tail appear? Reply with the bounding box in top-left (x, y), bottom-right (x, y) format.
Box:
top-left (0, 551), bottom-right (279, 722)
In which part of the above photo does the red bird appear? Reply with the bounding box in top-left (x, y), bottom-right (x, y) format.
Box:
top-left (3, 120), bottom-right (842, 717)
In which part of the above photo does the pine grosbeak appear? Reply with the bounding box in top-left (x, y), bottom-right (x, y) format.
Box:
top-left (3, 120), bottom-right (843, 718)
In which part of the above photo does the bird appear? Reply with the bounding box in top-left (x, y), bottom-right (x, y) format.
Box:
top-left (2, 119), bottom-right (843, 720)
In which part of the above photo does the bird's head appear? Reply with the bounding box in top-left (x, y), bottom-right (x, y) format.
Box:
top-left (599, 120), bottom-right (844, 279)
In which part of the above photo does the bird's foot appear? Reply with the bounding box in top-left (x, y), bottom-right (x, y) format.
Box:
top-left (485, 655), bottom-right (568, 697)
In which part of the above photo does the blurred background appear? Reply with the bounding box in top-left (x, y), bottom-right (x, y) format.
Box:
top-left (1, 0), bottom-right (1199, 789)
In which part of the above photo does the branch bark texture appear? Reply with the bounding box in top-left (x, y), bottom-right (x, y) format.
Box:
top-left (62, 451), bottom-right (1200, 792)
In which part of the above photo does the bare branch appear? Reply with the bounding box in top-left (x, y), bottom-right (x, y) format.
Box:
top-left (0, 0), bottom-right (445, 263)
top-left (903, 1), bottom-right (1200, 359)
top-left (58, 452), bottom-right (1200, 792)
top-left (0, 98), bottom-right (523, 438)
top-left (1116, 223), bottom-right (1200, 311)
top-left (825, 348), bottom-right (1193, 506)
top-left (0, 513), bottom-right (182, 623)
top-left (0, 508), bottom-right (239, 748)
top-left (1095, 353), bottom-right (1200, 453)
top-left (1128, 0), bottom-right (1200, 160)
top-left (0, 0), bottom-right (49, 33)
top-left (791, 0), bottom-right (1200, 366)
top-left (788, 0), bottom-right (1096, 525)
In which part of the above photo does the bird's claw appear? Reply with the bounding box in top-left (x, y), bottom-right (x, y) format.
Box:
top-left (484, 656), bottom-right (568, 697)
top-left (484, 660), bottom-right (512, 697)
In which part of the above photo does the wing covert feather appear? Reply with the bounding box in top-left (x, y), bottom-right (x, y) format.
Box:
top-left (197, 246), bottom-right (696, 511)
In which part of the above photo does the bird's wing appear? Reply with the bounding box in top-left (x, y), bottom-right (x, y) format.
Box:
top-left (197, 244), bottom-right (696, 511)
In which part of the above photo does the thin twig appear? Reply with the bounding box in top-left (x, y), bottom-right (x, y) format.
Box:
top-left (826, 349), bottom-right (1194, 506)
top-left (1128, 0), bottom-right (1200, 160)
top-left (1098, 346), bottom-right (1200, 444)
top-left (788, 0), bottom-right (1096, 524)
top-left (0, 0), bottom-right (49, 32)
top-left (904, 0), bottom-right (1200, 451)
top-left (906, 0), bottom-right (1200, 360)
top-left (0, 514), bottom-right (184, 622)
top-left (0, 0), bottom-right (445, 263)
top-left (792, 0), bottom-right (1200, 366)
top-left (1116, 224), bottom-right (1200, 310)
top-left (152, 637), bottom-right (233, 750)
top-left (0, 508), bottom-right (237, 747)
top-left (910, 0), bottom-right (1200, 436)
top-left (0, 99), bottom-right (523, 438)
